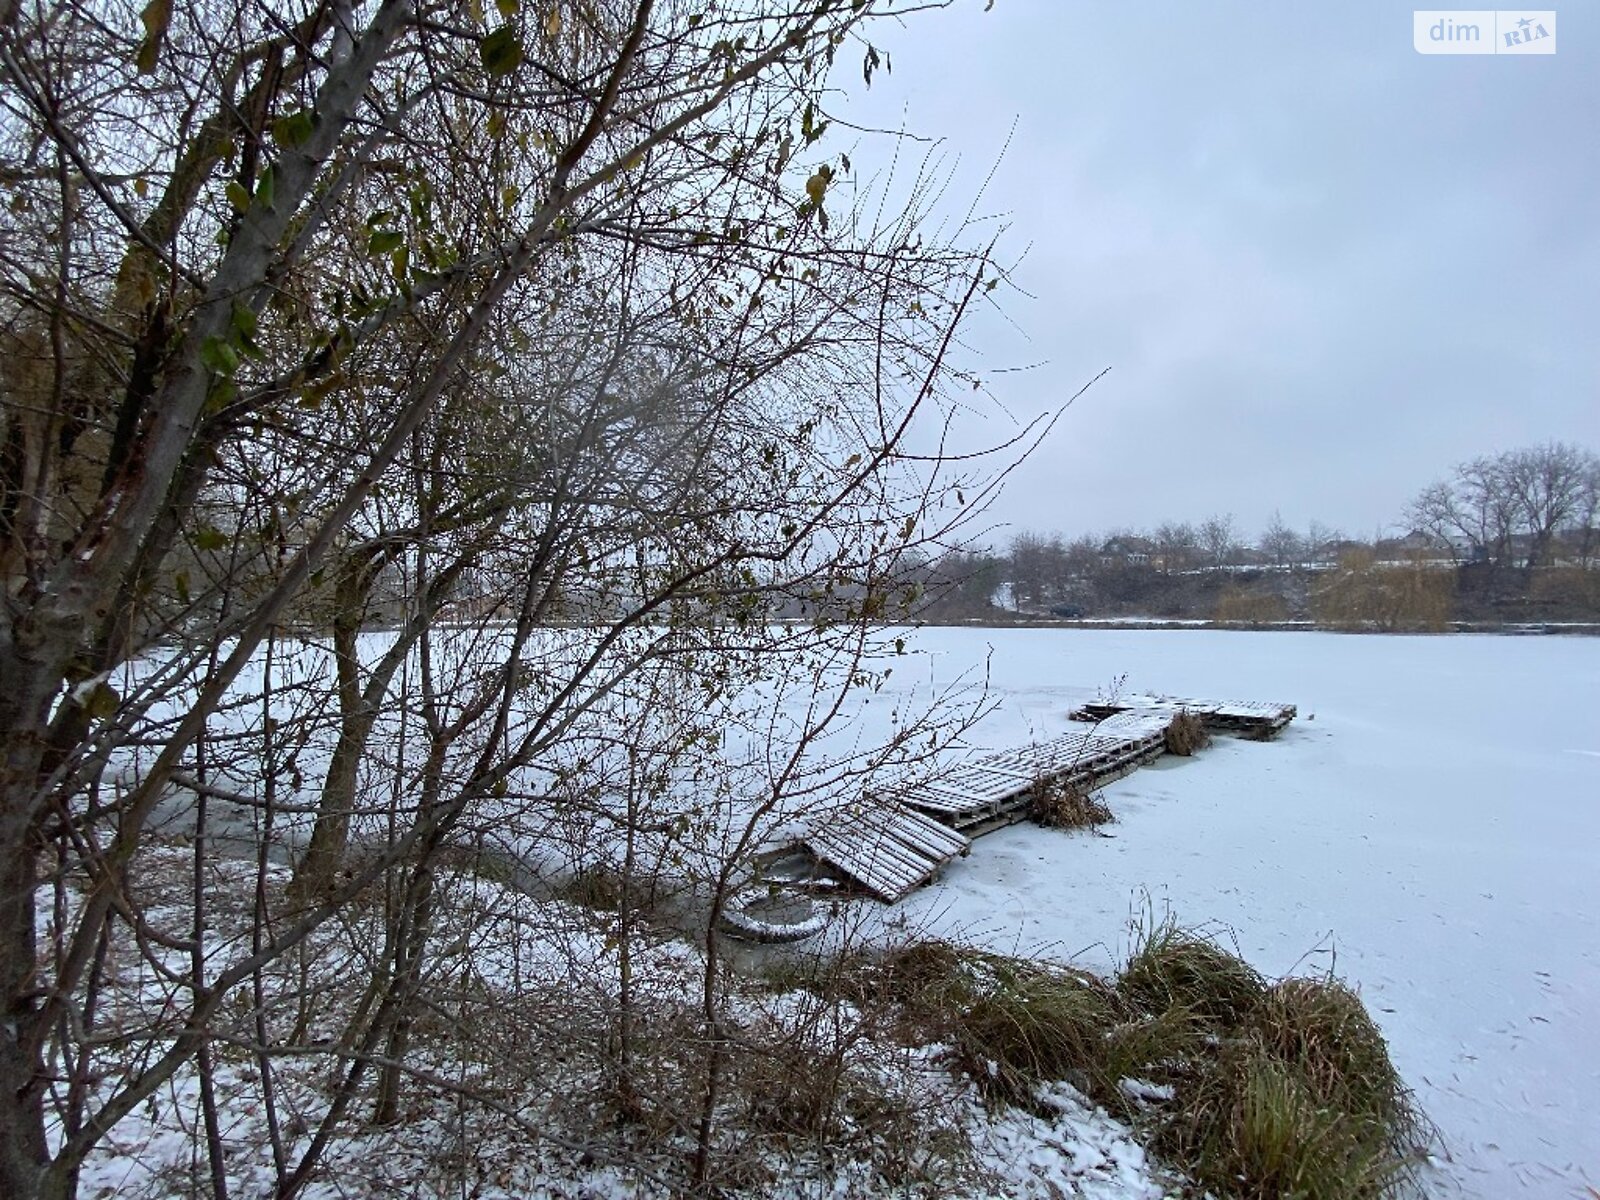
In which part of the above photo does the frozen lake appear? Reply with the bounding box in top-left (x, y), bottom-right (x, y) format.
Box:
top-left (853, 627), bottom-right (1599, 1199)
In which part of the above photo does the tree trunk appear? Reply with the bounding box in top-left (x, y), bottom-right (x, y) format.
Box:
top-left (0, 830), bottom-right (48, 1200)
top-left (0, 631), bottom-right (76, 1200)
top-left (288, 565), bottom-right (376, 905)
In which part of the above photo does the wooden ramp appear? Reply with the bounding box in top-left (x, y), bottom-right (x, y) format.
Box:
top-left (1071, 695), bottom-right (1297, 739)
top-left (800, 802), bottom-right (971, 903)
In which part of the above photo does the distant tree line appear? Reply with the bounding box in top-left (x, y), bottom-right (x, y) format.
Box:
top-left (915, 442), bottom-right (1600, 626)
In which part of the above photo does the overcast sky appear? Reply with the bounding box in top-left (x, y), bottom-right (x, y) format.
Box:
top-left (835, 2), bottom-right (1596, 546)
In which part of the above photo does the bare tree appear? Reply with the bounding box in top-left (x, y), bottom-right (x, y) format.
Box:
top-left (1408, 443), bottom-right (1599, 572)
top-left (1502, 442), bottom-right (1595, 570)
top-left (1008, 530), bottom-right (1053, 609)
top-left (1407, 463), bottom-right (1515, 568)
top-left (1574, 458), bottom-right (1600, 568)
top-left (1153, 520), bottom-right (1199, 573)
top-left (0, 2), bottom-right (1029, 1196)
top-left (1304, 520), bottom-right (1340, 567)
top-left (1200, 513), bottom-right (1236, 569)
top-left (1259, 511), bottom-right (1303, 571)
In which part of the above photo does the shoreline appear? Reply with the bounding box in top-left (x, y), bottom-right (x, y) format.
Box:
top-left (916, 615), bottom-right (1600, 635)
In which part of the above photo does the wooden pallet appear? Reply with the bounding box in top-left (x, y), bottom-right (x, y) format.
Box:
top-left (884, 721), bottom-right (1169, 832)
top-left (800, 802), bottom-right (971, 903)
top-left (1070, 695), bottom-right (1297, 738)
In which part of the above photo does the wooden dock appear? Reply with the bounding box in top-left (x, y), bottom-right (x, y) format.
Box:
top-left (785, 692), bottom-right (1293, 904)
top-left (799, 801), bottom-right (971, 904)
top-left (1070, 695), bottom-right (1297, 739)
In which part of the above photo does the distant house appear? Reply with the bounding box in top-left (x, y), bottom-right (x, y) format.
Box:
top-left (1375, 529), bottom-right (1457, 563)
top-left (1099, 536), bottom-right (1154, 568)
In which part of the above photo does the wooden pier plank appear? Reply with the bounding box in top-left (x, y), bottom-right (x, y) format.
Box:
top-left (802, 802), bottom-right (971, 903)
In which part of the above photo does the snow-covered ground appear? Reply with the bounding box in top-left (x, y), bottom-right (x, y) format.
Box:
top-left (95, 624), bottom-right (1596, 1196)
top-left (849, 627), bottom-right (1599, 1199)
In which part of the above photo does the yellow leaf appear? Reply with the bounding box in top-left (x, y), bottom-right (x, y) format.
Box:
top-left (544, 5), bottom-right (561, 38)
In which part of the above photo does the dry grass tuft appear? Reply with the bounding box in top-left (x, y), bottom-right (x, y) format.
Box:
top-left (837, 932), bottom-right (1432, 1199)
top-left (1166, 1035), bottom-right (1403, 1200)
top-left (1250, 977), bottom-right (1417, 1137)
top-left (1154, 972), bottom-right (1430, 1199)
top-left (1162, 709), bottom-right (1212, 756)
top-left (1029, 777), bottom-right (1114, 829)
top-left (1119, 917), bottom-right (1265, 1028)
top-left (950, 961), bottom-right (1125, 1105)
top-left (841, 942), bottom-right (1127, 1107)
top-left (830, 939), bottom-right (978, 1033)
top-left (557, 866), bottom-right (624, 912)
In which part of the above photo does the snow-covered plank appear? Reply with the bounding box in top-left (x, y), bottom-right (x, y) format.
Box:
top-left (805, 830), bottom-right (922, 897)
top-left (894, 720), bottom-right (1172, 830)
top-left (1071, 694), bottom-right (1297, 737)
top-left (802, 802), bottom-right (970, 903)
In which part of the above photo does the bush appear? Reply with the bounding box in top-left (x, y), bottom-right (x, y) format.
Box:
top-left (1029, 777), bottom-right (1114, 829)
top-left (558, 865), bottom-right (624, 911)
top-left (1530, 565), bottom-right (1600, 611)
top-left (1214, 587), bottom-right (1288, 624)
top-left (1310, 549), bottom-right (1453, 632)
top-left (1162, 710), bottom-right (1211, 756)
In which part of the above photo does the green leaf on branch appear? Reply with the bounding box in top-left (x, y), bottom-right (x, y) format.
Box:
top-left (199, 336), bottom-right (239, 377)
top-left (204, 379), bottom-right (238, 414)
top-left (255, 165), bottom-right (275, 211)
top-left (85, 682), bottom-right (121, 720)
top-left (480, 26), bottom-right (525, 76)
top-left (367, 229), bottom-right (404, 255)
top-left (801, 102), bottom-right (829, 146)
top-left (135, 0), bottom-right (172, 74)
top-left (231, 303), bottom-right (264, 359)
top-left (496, 0), bottom-right (519, 15)
top-left (225, 180), bottom-right (250, 214)
top-left (195, 525), bottom-right (228, 552)
top-left (272, 109), bottom-right (316, 149)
